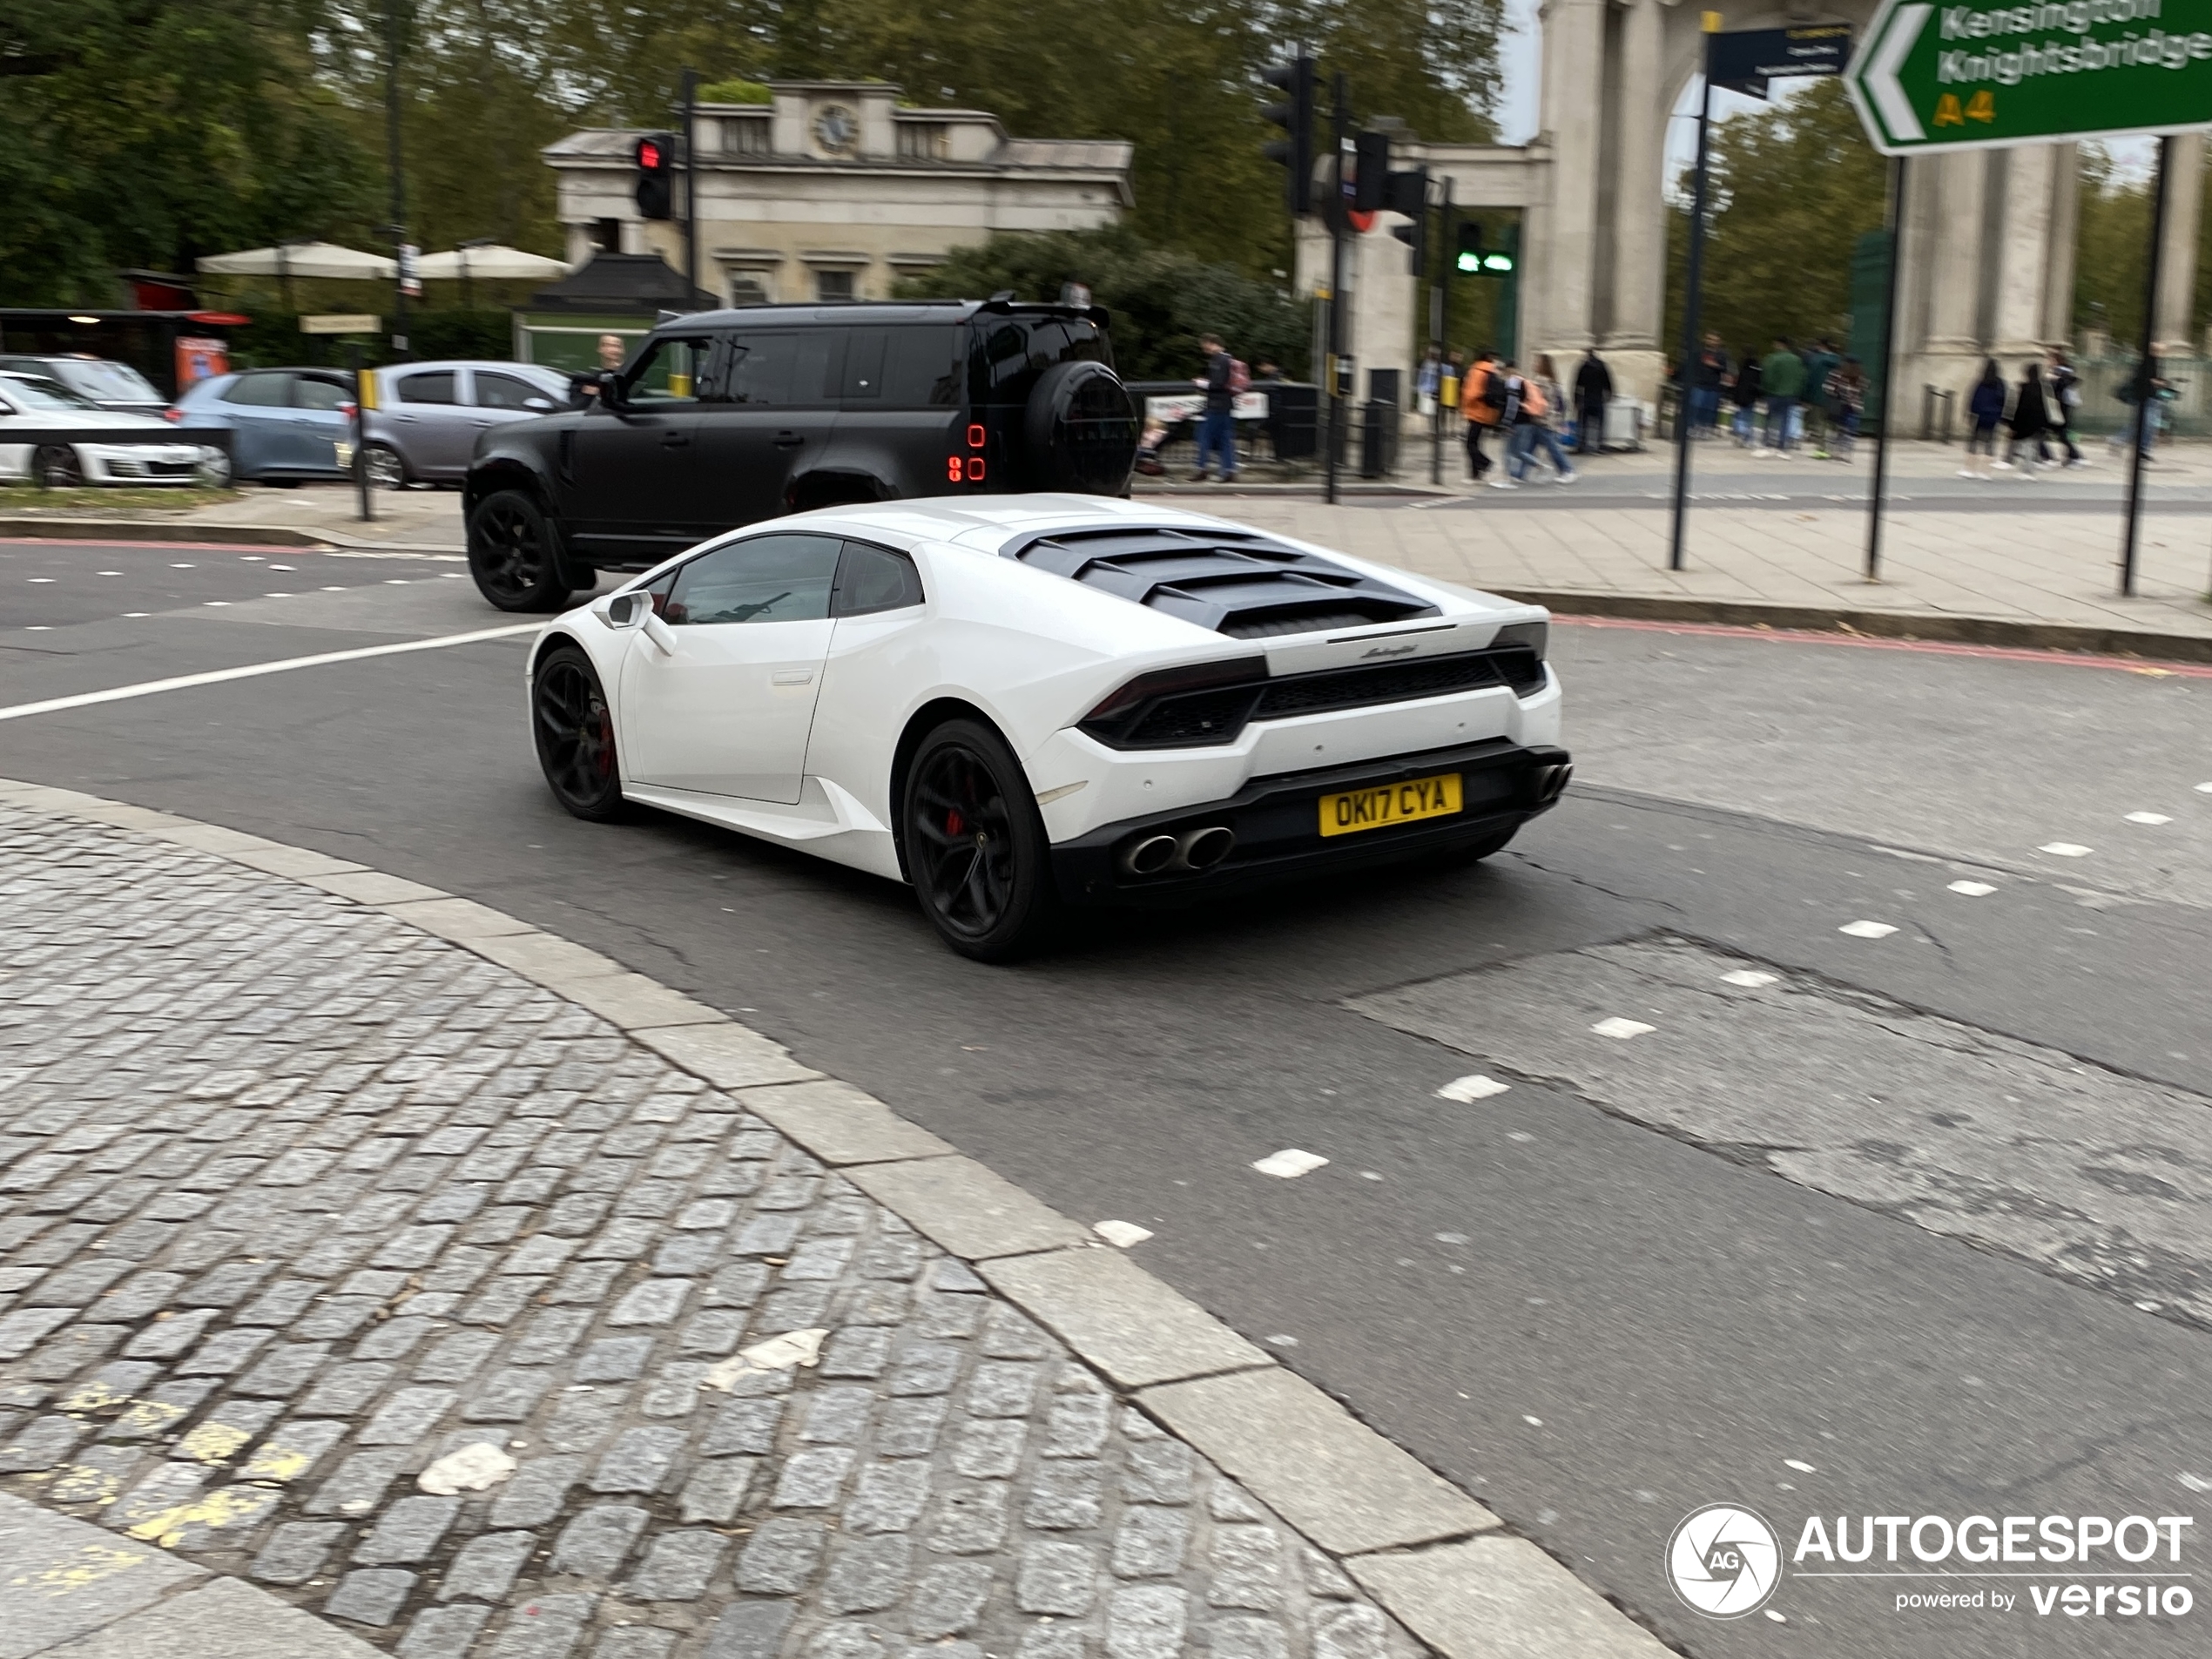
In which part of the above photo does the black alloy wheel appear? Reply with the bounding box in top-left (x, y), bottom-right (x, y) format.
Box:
top-left (532, 645), bottom-right (626, 820)
top-left (904, 719), bottom-right (1060, 961)
top-left (469, 488), bottom-right (575, 612)
top-left (32, 444), bottom-right (84, 489)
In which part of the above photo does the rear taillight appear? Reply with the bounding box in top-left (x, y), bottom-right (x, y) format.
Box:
top-left (161, 407), bottom-right (184, 423)
top-left (1083, 658), bottom-right (1266, 725)
top-left (339, 401), bottom-right (357, 418)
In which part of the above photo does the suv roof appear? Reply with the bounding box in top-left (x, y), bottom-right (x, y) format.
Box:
top-left (650, 299), bottom-right (1106, 332)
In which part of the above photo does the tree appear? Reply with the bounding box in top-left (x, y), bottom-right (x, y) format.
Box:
top-left (893, 225), bottom-right (1308, 380)
top-left (1664, 79), bottom-right (1887, 361)
top-left (2074, 145), bottom-right (2153, 346)
top-left (0, 0), bottom-right (380, 304)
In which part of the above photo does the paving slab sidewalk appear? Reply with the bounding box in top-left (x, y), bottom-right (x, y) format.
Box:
top-left (0, 781), bottom-right (1665, 1659)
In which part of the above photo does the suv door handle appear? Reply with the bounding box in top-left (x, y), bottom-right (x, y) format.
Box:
top-left (773, 430), bottom-right (803, 448)
top-left (661, 431), bottom-right (690, 448)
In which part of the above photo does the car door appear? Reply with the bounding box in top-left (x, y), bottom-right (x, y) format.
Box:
top-left (0, 382), bottom-right (31, 481)
top-left (212, 371), bottom-right (299, 476)
top-left (616, 531), bottom-right (843, 803)
top-left (691, 329), bottom-right (843, 532)
top-left (469, 368), bottom-right (562, 457)
top-left (565, 334), bottom-right (710, 563)
top-left (286, 373), bottom-right (355, 475)
top-left (385, 368), bottom-right (475, 479)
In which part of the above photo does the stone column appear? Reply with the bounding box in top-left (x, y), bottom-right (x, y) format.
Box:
top-left (1527, 0), bottom-right (1608, 361)
top-left (1921, 150), bottom-right (1988, 375)
top-left (2040, 144), bottom-right (2080, 348)
top-left (1989, 143), bottom-right (2058, 363)
top-left (1602, 0), bottom-right (1669, 400)
top-left (2154, 132), bottom-right (2203, 357)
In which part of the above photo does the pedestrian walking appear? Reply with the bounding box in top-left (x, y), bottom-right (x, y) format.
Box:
top-left (1574, 349), bottom-right (1613, 455)
top-left (1960, 358), bottom-right (2005, 478)
top-left (1489, 358), bottom-right (1531, 489)
top-left (2006, 360), bottom-right (2053, 478)
top-left (1693, 334), bottom-right (1729, 435)
top-left (1462, 349), bottom-right (1503, 482)
top-left (1757, 336), bottom-right (1805, 455)
top-left (2045, 347), bottom-right (2085, 466)
top-left (2111, 355), bottom-right (2168, 463)
top-left (1729, 351), bottom-right (1763, 446)
top-left (1190, 334), bottom-right (1241, 482)
top-left (1515, 355), bottom-right (1578, 482)
top-left (1824, 357), bottom-right (1866, 462)
top-left (1415, 346), bottom-right (1442, 418)
top-left (1801, 337), bottom-right (1841, 456)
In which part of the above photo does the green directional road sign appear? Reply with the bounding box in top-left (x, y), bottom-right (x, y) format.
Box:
top-left (1847, 0), bottom-right (2212, 152)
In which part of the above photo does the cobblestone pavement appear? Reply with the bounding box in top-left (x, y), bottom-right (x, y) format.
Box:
top-left (0, 806), bottom-right (1427, 1659)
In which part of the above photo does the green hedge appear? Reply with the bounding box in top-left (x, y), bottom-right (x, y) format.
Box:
top-left (226, 309), bottom-right (514, 369)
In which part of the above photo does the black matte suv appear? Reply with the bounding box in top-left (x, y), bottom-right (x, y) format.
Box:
top-left (462, 297), bottom-right (1140, 611)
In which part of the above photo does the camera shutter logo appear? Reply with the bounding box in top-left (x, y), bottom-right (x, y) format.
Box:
top-left (1668, 1504), bottom-right (1783, 1618)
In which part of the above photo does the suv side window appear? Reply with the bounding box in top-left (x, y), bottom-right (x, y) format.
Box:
top-left (718, 331), bottom-right (842, 406)
top-left (663, 533), bottom-right (843, 624)
top-left (832, 541), bottom-right (924, 616)
top-left (624, 337), bottom-right (710, 403)
top-left (221, 373), bottom-right (292, 407)
top-left (840, 327), bottom-right (960, 407)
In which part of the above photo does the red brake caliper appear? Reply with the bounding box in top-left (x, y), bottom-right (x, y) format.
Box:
top-left (947, 810), bottom-right (965, 836)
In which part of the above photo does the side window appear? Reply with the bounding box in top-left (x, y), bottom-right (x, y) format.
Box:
top-left (833, 542), bottom-right (924, 617)
top-left (664, 534), bottom-right (843, 625)
top-left (293, 377), bottom-right (352, 411)
top-left (624, 337), bottom-right (708, 404)
top-left (718, 332), bottom-right (842, 406)
top-left (841, 330), bottom-right (887, 401)
top-left (221, 373), bottom-right (290, 407)
top-left (841, 327), bottom-right (959, 408)
top-left (475, 372), bottom-right (551, 410)
top-left (396, 371), bottom-right (457, 405)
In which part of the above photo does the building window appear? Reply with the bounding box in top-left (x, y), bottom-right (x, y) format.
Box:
top-left (897, 123), bottom-right (949, 161)
top-left (727, 272), bottom-right (772, 307)
top-left (815, 269), bottom-right (856, 302)
top-left (723, 118), bottom-right (770, 158)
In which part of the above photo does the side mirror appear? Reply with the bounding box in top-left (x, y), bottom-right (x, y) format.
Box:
top-left (596, 372), bottom-right (628, 411)
top-left (524, 396), bottom-right (554, 412)
top-left (600, 591), bottom-right (650, 629)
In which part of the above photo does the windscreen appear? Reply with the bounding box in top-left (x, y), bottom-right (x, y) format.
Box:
top-left (1, 374), bottom-right (100, 412)
top-left (52, 359), bottom-right (161, 402)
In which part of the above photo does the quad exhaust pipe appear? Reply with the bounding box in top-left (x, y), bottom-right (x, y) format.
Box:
top-left (1117, 825), bottom-right (1237, 877)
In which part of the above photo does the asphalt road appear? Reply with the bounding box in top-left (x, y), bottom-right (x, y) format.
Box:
top-left (6, 540), bottom-right (2212, 1657)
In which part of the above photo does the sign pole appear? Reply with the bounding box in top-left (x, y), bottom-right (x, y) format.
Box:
top-left (1865, 153), bottom-right (1905, 582)
top-left (1669, 15), bottom-right (1721, 574)
top-left (350, 346), bottom-right (374, 524)
top-left (2121, 134), bottom-right (2172, 599)
top-left (1432, 178), bottom-right (1452, 486)
top-left (681, 69), bottom-right (700, 307)
top-left (1325, 71), bottom-right (1348, 507)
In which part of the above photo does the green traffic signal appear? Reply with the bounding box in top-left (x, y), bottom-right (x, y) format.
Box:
top-left (1482, 252), bottom-right (1514, 273)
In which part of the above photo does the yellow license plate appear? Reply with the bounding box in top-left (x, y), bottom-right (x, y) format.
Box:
top-left (1318, 771), bottom-right (1463, 837)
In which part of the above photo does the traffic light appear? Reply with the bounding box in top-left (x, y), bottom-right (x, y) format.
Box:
top-left (1455, 220), bottom-right (1484, 273)
top-left (634, 132), bottom-right (676, 220)
top-left (1352, 131), bottom-right (1391, 214)
top-left (1260, 57), bottom-right (1316, 216)
top-left (1387, 165), bottom-right (1428, 274)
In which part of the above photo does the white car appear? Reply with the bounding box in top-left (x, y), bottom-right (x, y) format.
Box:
top-left (527, 496), bottom-right (1570, 959)
top-left (0, 372), bottom-right (211, 486)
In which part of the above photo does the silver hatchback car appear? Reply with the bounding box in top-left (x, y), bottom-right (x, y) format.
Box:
top-left (363, 361), bottom-right (571, 489)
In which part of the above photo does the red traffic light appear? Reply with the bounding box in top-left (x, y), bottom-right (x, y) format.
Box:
top-left (636, 136), bottom-right (668, 172)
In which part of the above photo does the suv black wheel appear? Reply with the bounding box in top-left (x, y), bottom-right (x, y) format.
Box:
top-left (904, 718), bottom-right (1060, 961)
top-left (533, 644), bottom-right (625, 819)
top-left (470, 488), bottom-right (575, 611)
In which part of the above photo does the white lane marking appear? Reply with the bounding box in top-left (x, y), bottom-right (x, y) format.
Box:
top-left (1947, 880), bottom-right (1997, 897)
top-left (1507, 1130), bottom-right (1534, 1143)
top-left (1434, 1231), bottom-right (1468, 1244)
top-left (1721, 969), bottom-right (1778, 988)
top-left (27, 577), bottom-right (53, 583)
top-left (322, 585), bottom-right (347, 591)
top-left (1252, 1149), bottom-right (1328, 1178)
top-left (1784, 1458), bottom-right (1817, 1473)
top-left (240, 555), bottom-right (264, 562)
top-left (264, 593), bottom-right (293, 599)
top-left (2040, 842), bottom-right (2093, 857)
top-left (1523, 1414), bottom-right (1544, 1427)
top-left (122, 611), bottom-right (149, 617)
top-left (25, 625), bottom-right (49, 631)
top-left (1592, 1016), bottom-right (1655, 1039)
top-left (268, 564), bottom-right (295, 571)
top-left (0, 624), bottom-right (540, 724)
top-left (203, 601), bottom-right (230, 607)
top-left (1437, 1074), bottom-right (1510, 1103)
top-left (2197, 783), bottom-right (2212, 794)
top-left (1359, 1170), bottom-right (1384, 1181)
top-left (2181, 1473), bottom-right (2212, 1494)
top-left (2125, 812), bottom-right (2172, 825)
top-left (385, 579), bottom-right (410, 585)
top-left (1266, 1333), bottom-right (1299, 1345)
top-left (98, 570), bottom-right (121, 576)
top-left (169, 563), bottom-right (195, 568)
top-left (1839, 920), bottom-right (1898, 938)
top-left (442, 572), bottom-right (466, 578)
top-left (1092, 1220), bottom-right (1151, 1248)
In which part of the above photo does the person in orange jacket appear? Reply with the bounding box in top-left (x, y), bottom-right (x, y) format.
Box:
top-left (1461, 349), bottom-right (1501, 482)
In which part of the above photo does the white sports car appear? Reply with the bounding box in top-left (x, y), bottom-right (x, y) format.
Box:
top-left (528, 496), bottom-right (1570, 959)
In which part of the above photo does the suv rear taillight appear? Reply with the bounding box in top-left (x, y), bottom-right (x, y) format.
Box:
top-left (947, 421), bottom-right (988, 485)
